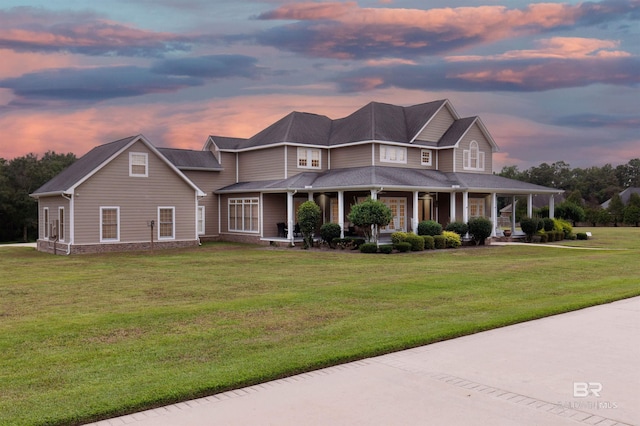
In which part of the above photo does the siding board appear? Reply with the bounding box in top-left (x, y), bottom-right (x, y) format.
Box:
top-left (238, 147), bottom-right (284, 182)
top-left (415, 107), bottom-right (455, 142)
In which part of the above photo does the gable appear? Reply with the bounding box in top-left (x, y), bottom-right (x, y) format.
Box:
top-left (413, 102), bottom-right (457, 143)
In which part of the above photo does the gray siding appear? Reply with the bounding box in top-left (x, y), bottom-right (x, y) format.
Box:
top-left (38, 196), bottom-right (70, 241)
top-left (183, 170), bottom-right (220, 236)
top-left (454, 124), bottom-right (493, 174)
top-left (73, 140), bottom-right (197, 245)
top-left (438, 149), bottom-right (455, 173)
top-left (329, 144), bottom-right (372, 169)
top-left (262, 193), bottom-right (287, 237)
top-left (238, 147), bottom-right (285, 182)
top-left (215, 152), bottom-right (238, 188)
top-left (415, 106), bottom-right (455, 142)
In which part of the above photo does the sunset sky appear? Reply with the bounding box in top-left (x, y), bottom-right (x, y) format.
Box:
top-left (0, 0), bottom-right (638, 171)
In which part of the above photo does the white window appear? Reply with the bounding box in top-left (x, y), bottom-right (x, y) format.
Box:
top-left (380, 197), bottom-right (407, 233)
top-left (43, 207), bottom-right (49, 239)
top-left (421, 149), bottom-right (432, 166)
top-left (129, 152), bottom-right (148, 177)
top-left (228, 198), bottom-right (259, 233)
top-left (58, 207), bottom-right (65, 242)
top-left (297, 148), bottom-right (321, 169)
top-left (463, 141), bottom-right (485, 171)
top-left (380, 145), bottom-right (407, 164)
top-left (469, 198), bottom-right (485, 219)
top-left (100, 207), bottom-right (120, 242)
top-left (158, 207), bottom-right (175, 240)
top-left (197, 206), bottom-right (205, 235)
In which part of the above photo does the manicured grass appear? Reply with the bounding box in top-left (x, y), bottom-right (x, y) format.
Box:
top-left (1, 230), bottom-right (639, 425)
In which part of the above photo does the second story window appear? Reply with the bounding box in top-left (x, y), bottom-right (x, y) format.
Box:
top-left (463, 141), bottom-right (485, 171)
top-left (298, 148), bottom-right (321, 169)
top-left (380, 145), bottom-right (407, 164)
top-left (421, 149), bottom-right (432, 166)
top-left (129, 152), bottom-right (148, 177)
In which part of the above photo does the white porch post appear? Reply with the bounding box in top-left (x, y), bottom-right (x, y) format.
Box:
top-left (527, 194), bottom-right (533, 218)
top-left (511, 196), bottom-right (517, 233)
top-left (412, 191), bottom-right (419, 234)
top-left (338, 190), bottom-right (345, 238)
top-left (549, 194), bottom-right (555, 218)
top-left (287, 191), bottom-right (294, 242)
top-left (491, 192), bottom-right (498, 237)
top-left (308, 192), bottom-right (314, 201)
top-left (462, 191), bottom-right (469, 224)
top-left (370, 189), bottom-right (377, 200)
top-left (450, 192), bottom-right (456, 223)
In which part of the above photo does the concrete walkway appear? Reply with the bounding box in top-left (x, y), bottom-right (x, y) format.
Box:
top-left (0, 242), bottom-right (36, 248)
top-left (90, 297), bottom-right (640, 426)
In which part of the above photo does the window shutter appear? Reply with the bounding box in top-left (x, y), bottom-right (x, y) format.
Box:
top-left (463, 150), bottom-right (469, 169)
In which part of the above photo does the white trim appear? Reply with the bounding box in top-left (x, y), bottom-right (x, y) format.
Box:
top-left (129, 152), bottom-right (148, 177)
top-left (228, 197), bottom-right (260, 234)
top-left (158, 207), bottom-right (175, 240)
top-left (463, 140), bottom-right (485, 171)
top-left (43, 207), bottom-right (49, 239)
top-left (58, 207), bottom-right (65, 242)
top-left (100, 206), bottom-right (120, 242)
top-left (297, 147), bottom-right (321, 169)
top-left (421, 149), bottom-right (433, 166)
top-left (379, 144), bottom-right (407, 164)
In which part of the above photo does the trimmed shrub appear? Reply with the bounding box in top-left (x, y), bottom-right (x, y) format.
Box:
top-left (319, 223), bottom-right (341, 248)
top-left (445, 221), bottom-right (468, 237)
top-left (359, 242), bottom-right (378, 253)
top-left (391, 231), bottom-right (408, 245)
top-left (576, 232), bottom-right (588, 240)
top-left (405, 233), bottom-right (425, 251)
top-left (433, 235), bottom-right (447, 249)
top-left (417, 220), bottom-right (442, 236)
top-left (520, 217), bottom-right (542, 242)
top-left (539, 233), bottom-right (549, 243)
top-left (298, 200), bottom-right (321, 249)
top-left (422, 235), bottom-right (435, 250)
top-left (467, 217), bottom-right (493, 245)
top-left (542, 217), bottom-right (555, 232)
top-left (546, 231), bottom-right (555, 242)
top-left (442, 230), bottom-right (461, 248)
top-left (394, 242), bottom-right (411, 252)
top-left (553, 218), bottom-right (572, 238)
top-left (332, 237), bottom-right (365, 249)
top-left (379, 244), bottom-right (394, 254)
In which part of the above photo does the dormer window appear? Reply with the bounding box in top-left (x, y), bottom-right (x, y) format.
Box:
top-left (129, 152), bottom-right (148, 177)
top-left (463, 141), bottom-right (485, 171)
top-left (298, 148), bottom-right (321, 169)
top-left (421, 149), bottom-right (432, 166)
top-left (380, 145), bottom-right (406, 164)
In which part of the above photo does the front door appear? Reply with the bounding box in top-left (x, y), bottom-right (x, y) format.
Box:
top-left (380, 197), bottom-right (406, 233)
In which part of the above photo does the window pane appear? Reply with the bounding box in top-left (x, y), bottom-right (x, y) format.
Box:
top-left (159, 208), bottom-right (173, 238)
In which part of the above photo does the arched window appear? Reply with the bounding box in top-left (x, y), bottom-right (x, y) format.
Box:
top-left (463, 140), bottom-right (485, 171)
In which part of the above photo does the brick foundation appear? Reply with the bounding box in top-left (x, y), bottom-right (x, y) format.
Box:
top-left (37, 239), bottom-right (198, 255)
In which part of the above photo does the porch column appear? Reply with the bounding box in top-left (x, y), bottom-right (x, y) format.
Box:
top-left (462, 191), bottom-right (469, 224)
top-left (370, 189), bottom-right (378, 200)
top-left (549, 194), bottom-right (555, 218)
top-left (412, 191), bottom-right (419, 234)
top-left (491, 192), bottom-right (498, 237)
top-left (287, 191), bottom-right (294, 242)
top-left (338, 190), bottom-right (345, 238)
top-left (450, 192), bottom-right (456, 223)
top-left (308, 192), bottom-right (314, 202)
top-left (511, 196), bottom-right (517, 233)
top-left (527, 194), bottom-right (533, 218)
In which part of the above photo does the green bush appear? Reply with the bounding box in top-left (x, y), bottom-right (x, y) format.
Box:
top-left (332, 237), bottom-right (365, 249)
top-left (467, 217), bottom-right (493, 245)
top-left (379, 244), bottom-right (394, 254)
top-left (297, 201), bottom-right (322, 249)
top-left (542, 217), bottom-right (555, 232)
top-left (433, 235), bottom-right (446, 249)
top-left (405, 233), bottom-right (425, 251)
top-left (553, 218), bottom-right (572, 238)
top-left (359, 242), bottom-right (378, 253)
top-left (394, 242), bottom-right (411, 252)
top-left (445, 221), bottom-right (468, 236)
top-left (391, 231), bottom-right (408, 245)
top-left (520, 217), bottom-right (542, 242)
top-left (546, 231), bottom-right (555, 242)
top-left (442, 230), bottom-right (461, 248)
top-left (576, 232), bottom-right (588, 240)
top-left (319, 223), bottom-right (341, 248)
top-left (417, 220), bottom-right (442, 236)
top-left (422, 235), bottom-right (435, 250)
top-left (539, 233), bottom-right (548, 243)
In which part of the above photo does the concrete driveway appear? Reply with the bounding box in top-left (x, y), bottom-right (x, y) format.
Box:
top-left (90, 297), bottom-right (639, 426)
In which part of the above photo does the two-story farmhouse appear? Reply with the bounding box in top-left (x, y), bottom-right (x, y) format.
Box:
top-left (31, 99), bottom-right (562, 254)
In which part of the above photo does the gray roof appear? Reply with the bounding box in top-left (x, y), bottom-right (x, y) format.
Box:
top-left (208, 100), bottom-right (487, 151)
top-left (216, 166), bottom-right (563, 195)
top-left (157, 148), bottom-right (222, 171)
top-left (32, 136), bottom-right (138, 195)
top-left (601, 187), bottom-right (640, 208)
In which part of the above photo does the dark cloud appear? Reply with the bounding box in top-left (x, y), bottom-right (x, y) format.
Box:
top-left (0, 6), bottom-right (194, 57)
top-left (335, 57), bottom-right (640, 92)
top-left (553, 114), bottom-right (640, 129)
top-left (151, 55), bottom-right (264, 79)
top-left (253, 1), bottom-right (640, 60)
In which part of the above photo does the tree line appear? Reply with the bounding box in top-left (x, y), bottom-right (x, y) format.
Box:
top-left (0, 152), bottom-right (76, 242)
top-left (499, 159), bottom-right (640, 226)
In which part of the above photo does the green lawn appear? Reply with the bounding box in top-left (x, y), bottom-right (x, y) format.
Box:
top-left (1, 227), bottom-right (639, 425)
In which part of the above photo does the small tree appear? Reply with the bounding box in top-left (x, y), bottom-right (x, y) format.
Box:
top-left (624, 205), bottom-right (640, 227)
top-left (467, 217), bottom-right (493, 245)
top-left (417, 220), bottom-right (442, 236)
top-left (607, 194), bottom-right (625, 227)
top-left (297, 200), bottom-right (321, 249)
top-left (347, 198), bottom-right (393, 243)
top-left (319, 223), bottom-right (341, 247)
